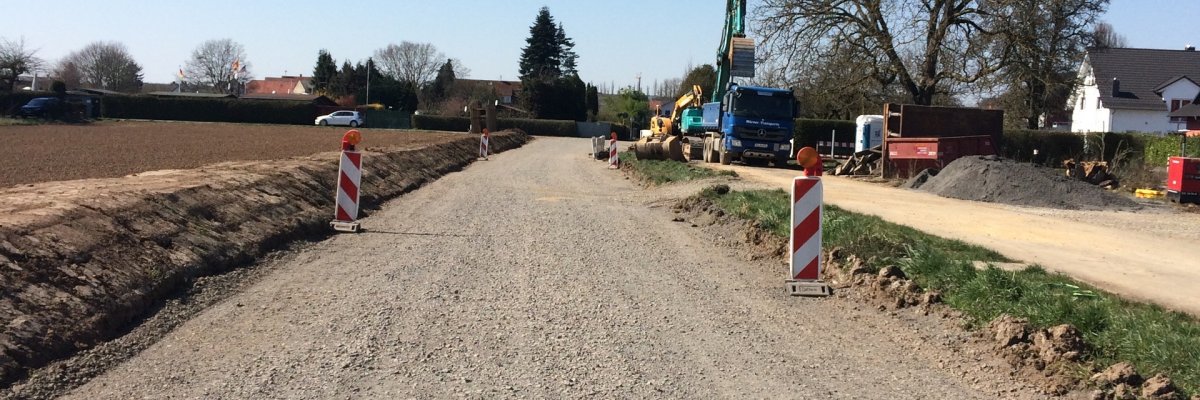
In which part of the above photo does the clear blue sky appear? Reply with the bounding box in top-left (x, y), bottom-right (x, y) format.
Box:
top-left (2, 0), bottom-right (1197, 92)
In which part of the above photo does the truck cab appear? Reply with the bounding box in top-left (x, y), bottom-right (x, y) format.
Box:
top-left (701, 83), bottom-right (796, 167)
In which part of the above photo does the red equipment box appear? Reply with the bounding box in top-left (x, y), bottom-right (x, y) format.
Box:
top-left (1167, 156), bottom-right (1200, 204)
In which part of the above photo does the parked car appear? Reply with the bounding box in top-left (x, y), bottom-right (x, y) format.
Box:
top-left (315, 111), bottom-right (364, 127)
top-left (16, 97), bottom-right (61, 118)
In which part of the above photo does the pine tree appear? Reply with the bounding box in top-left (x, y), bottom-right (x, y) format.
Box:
top-left (312, 50), bottom-right (338, 94)
top-left (557, 23), bottom-right (578, 76)
top-left (518, 7), bottom-right (561, 80)
top-left (430, 59), bottom-right (456, 103)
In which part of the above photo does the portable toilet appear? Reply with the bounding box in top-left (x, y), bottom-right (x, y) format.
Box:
top-left (855, 115), bottom-right (884, 152)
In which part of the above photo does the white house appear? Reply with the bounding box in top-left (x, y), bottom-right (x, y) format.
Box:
top-left (1070, 46), bottom-right (1200, 134)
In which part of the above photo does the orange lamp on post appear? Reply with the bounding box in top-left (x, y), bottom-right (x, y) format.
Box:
top-left (795, 146), bottom-right (823, 177)
top-left (342, 129), bottom-right (362, 151)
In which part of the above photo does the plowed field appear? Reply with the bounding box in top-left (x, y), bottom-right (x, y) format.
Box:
top-left (0, 121), bottom-right (461, 187)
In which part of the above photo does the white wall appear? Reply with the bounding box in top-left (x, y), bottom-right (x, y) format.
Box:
top-left (1110, 109), bottom-right (1170, 134)
top-left (1160, 79), bottom-right (1200, 108)
top-left (1072, 84), bottom-right (1111, 133)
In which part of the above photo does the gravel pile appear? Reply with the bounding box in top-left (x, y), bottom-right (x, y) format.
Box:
top-left (914, 156), bottom-right (1138, 210)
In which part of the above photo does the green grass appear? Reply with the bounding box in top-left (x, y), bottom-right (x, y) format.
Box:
top-left (621, 150), bottom-right (735, 185)
top-left (699, 187), bottom-right (1200, 395)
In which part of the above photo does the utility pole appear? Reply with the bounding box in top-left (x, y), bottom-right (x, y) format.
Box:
top-left (365, 58), bottom-right (371, 109)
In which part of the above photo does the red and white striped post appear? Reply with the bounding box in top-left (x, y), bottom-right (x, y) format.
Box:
top-left (788, 147), bottom-right (829, 296)
top-left (480, 128), bottom-right (490, 160)
top-left (331, 129), bottom-right (363, 233)
top-left (608, 132), bottom-right (619, 169)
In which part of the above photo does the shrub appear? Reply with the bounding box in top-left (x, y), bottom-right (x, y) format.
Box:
top-left (101, 95), bottom-right (318, 125)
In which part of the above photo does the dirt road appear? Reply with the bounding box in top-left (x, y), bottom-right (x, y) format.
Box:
top-left (61, 137), bottom-right (1051, 399)
top-left (703, 163), bottom-right (1200, 316)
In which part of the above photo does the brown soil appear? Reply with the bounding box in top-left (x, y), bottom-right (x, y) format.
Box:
top-left (0, 130), bottom-right (529, 387)
top-left (0, 121), bottom-right (463, 188)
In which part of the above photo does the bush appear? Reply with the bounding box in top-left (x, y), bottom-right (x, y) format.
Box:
top-left (412, 115), bottom-right (578, 136)
top-left (792, 118), bottom-right (856, 150)
top-left (0, 91), bottom-right (55, 116)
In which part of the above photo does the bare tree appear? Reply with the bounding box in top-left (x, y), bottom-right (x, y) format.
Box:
top-left (55, 41), bottom-right (144, 92)
top-left (755, 0), bottom-right (1004, 106)
top-left (658, 77), bottom-right (682, 99)
top-left (0, 37), bottom-right (43, 92)
top-left (185, 39), bottom-right (251, 93)
top-left (1090, 21), bottom-right (1127, 49)
top-left (987, 0), bottom-right (1107, 129)
top-left (373, 41), bottom-right (444, 86)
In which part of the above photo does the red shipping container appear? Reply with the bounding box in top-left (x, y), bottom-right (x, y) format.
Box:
top-left (1167, 156), bottom-right (1200, 194)
top-left (886, 135), bottom-right (996, 177)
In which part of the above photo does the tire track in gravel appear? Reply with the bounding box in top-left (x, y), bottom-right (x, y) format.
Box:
top-left (61, 137), bottom-right (1062, 399)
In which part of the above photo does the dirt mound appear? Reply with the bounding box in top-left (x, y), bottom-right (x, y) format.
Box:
top-left (0, 131), bottom-right (529, 386)
top-left (916, 156), bottom-right (1138, 210)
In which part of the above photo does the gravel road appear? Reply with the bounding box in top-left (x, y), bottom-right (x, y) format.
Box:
top-left (62, 137), bottom-right (1053, 399)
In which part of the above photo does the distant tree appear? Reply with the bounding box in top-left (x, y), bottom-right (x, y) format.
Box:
top-left (756, 0), bottom-right (1003, 106)
top-left (56, 61), bottom-right (82, 90)
top-left (600, 87), bottom-right (651, 127)
top-left (312, 49), bottom-right (338, 94)
top-left (185, 38), bottom-right (251, 94)
top-left (585, 83), bottom-right (599, 121)
top-left (0, 37), bottom-right (42, 92)
top-left (56, 41), bottom-right (144, 92)
top-left (556, 23), bottom-right (578, 76)
top-left (519, 7), bottom-right (562, 80)
top-left (51, 80), bottom-right (66, 96)
top-left (988, 0), bottom-right (1108, 129)
top-left (678, 64), bottom-right (716, 99)
top-left (1090, 21), bottom-right (1127, 49)
top-left (427, 58), bottom-right (457, 104)
top-left (373, 41), bottom-right (444, 87)
top-left (518, 6), bottom-right (585, 119)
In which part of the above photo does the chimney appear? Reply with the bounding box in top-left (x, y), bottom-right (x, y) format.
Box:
top-left (1112, 78), bottom-right (1120, 97)
top-left (1186, 44), bottom-right (1196, 51)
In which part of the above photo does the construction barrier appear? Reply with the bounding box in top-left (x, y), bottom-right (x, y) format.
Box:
top-left (480, 129), bottom-right (490, 160)
top-left (787, 175), bottom-right (830, 296)
top-left (608, 132), bottom-right (619, 169)
top-left (331, 130), bottom-right (363, 233)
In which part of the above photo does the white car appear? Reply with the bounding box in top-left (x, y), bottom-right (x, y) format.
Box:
top-left (315, 111), bottom-right (364, 127)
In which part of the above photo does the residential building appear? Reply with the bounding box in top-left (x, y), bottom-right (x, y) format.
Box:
top-left (456, 79), bottom-right (522, 105)
top-left (246, 75), bottom-right (313, 95)
top-left (1070, 46), bottom-right (1200, 134)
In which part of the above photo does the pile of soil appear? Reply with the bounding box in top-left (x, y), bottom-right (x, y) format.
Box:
top-left (0, 131), bottom-right (529, 386)
top-left (913, 156), bottom-right (1138, 210)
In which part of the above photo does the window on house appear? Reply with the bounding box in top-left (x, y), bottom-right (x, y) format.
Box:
top-left (1171, 99), bottom-right (1192, 111)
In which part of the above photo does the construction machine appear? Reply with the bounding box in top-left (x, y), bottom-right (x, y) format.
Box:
top-left (696, 0), bottom-right (796, 167)
top-left (634, 85), bottom-right (705, 161)
top-left (635, 0), bottom-right (797, 167)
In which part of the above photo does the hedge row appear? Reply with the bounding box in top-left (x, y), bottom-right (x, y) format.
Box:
top-left (1, 91), bottom-right (56, 116)
top-left (102, 96), bottom-right (319, 125)
top-left (411, 115), bottom-right (578, 137)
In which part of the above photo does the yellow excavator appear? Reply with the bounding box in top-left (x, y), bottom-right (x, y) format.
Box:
top-left (633, 85), bottom-right (704, 162)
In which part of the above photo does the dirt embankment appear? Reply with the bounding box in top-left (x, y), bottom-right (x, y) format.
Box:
top-left (0, 131), bottom-right (529, 386)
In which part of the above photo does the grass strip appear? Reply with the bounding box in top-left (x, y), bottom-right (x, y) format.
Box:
top-left (621, 151), bottom-right (735, 185)
top-left (698, 187), bottom-right (1200, 395)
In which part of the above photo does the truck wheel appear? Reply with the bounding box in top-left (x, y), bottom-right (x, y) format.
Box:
top-left (719, 140), bottom-right (732, 165)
